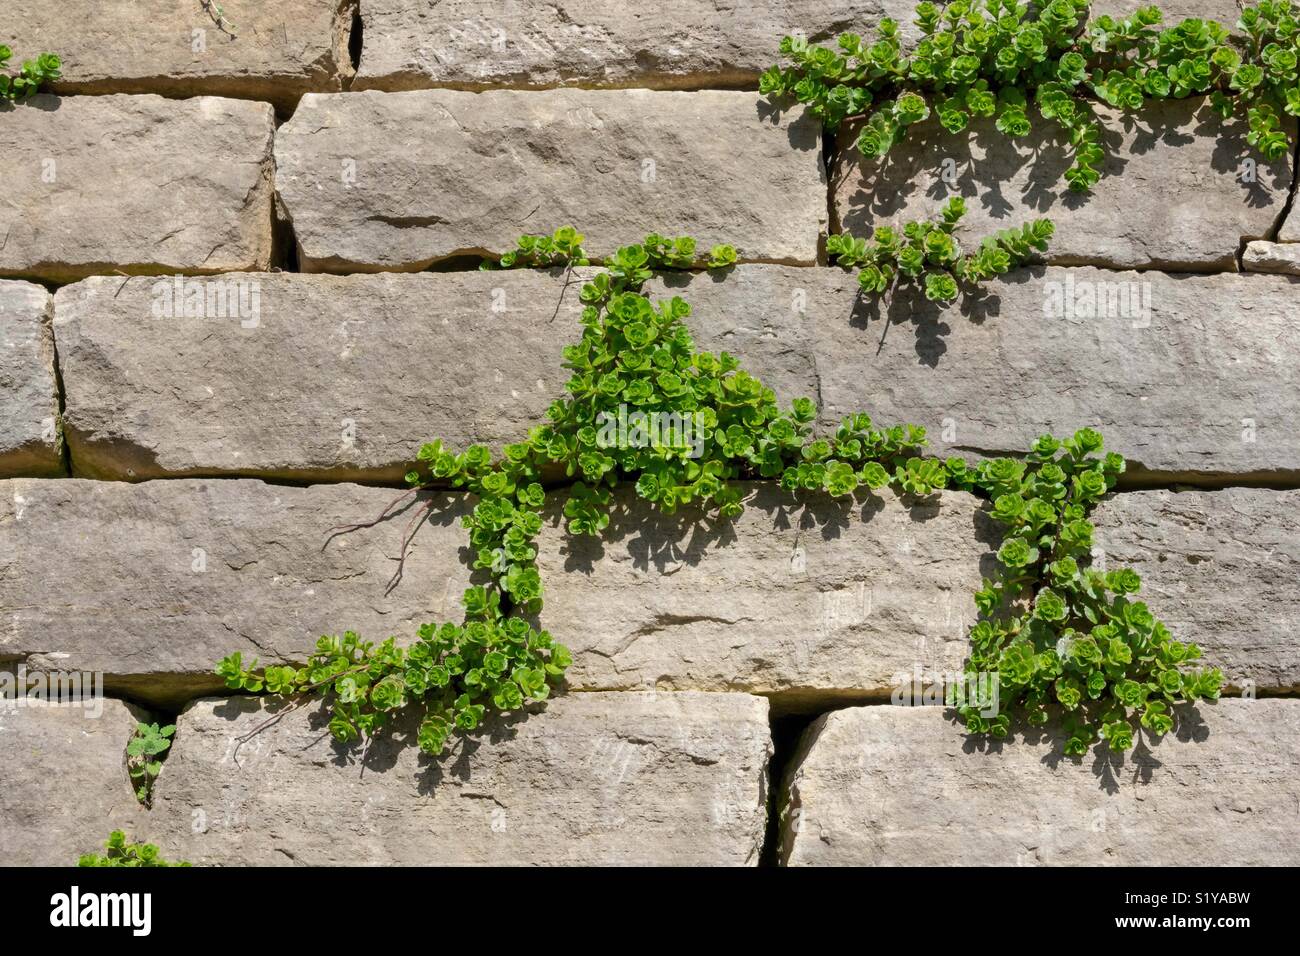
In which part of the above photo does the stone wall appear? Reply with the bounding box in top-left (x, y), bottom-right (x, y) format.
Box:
top-left (2, 1), bottom-right (1298, 866)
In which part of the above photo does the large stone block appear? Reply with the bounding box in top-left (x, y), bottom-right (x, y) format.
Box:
top-left (274, 89), bottom-right (824, 271)
top-left (0, 280), bottom-right (61, 477)
top-left (1094, 488), bottom-right (1300, 692)
top-left (353, 0), bottom-right (923, 91)
top-left (0, 698), bottom-right (144, 866)
top-left (832, 98), bottom-right (1293, 271)
top-left (0, 479), bottom-right (474, 707)
top-left (52, 269), bottom-right (819, 482)
top-left (3, 0), bottom-right (355, 111)
top-left (781, 699), bottom-right (1300, 865)
top-left (534, 483), bottom-right (995, 708)
top-left (145, 691), bottom-right (771, 865)
top-left (0, 94), bottom-right (275, 283)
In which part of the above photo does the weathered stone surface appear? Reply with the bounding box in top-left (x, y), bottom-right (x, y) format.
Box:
top-left (52, 269), bottom-right (819, 482)
top-left (354, 0), bottom-right (922, 92)
top-left (0, 94), bottom-right (275, 283)
top-left (0, 281), bottom-right (61, 478)
top-left (4, 1), bottom-right (355, 111)
top-left (275, 89), bottom-right (824, 271)
top-left (534, 483), bottom-right (996, 707)
top-left (1095, 488), bottom-right (1300, 692)
top-left (833, 97), bottom-right (1293, 271)
top-left (805, 265), bottom-right (1300, 481)
top-left (1093, 0), bottom-right (1245, 24)
top-left (57, 265), bottom-right (1300, 482)
top-left (146, 691), bottom-right (771, 865)
top-left (0, 698), bottom-right (144, 866)
top-left (1242, 240), bottom-right (1300, 275)
top-left (781, 698), bottom-right (1300, 866)
top-left (0, 479), bottom-right (474, 707)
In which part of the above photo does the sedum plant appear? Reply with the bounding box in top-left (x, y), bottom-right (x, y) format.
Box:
top-left (219, 226), bottom-right (1222, 760)
top-left (827, 196), bottom-right (1054, 300)
top-left (78, 830), bottom-right (190, 867)
top-left (0, 46), bottom-right (60, 102)
top-left (761, 0), bottom-right (1300, 192)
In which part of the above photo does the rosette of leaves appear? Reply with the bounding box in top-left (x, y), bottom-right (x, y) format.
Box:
top-left (826, 197), bottom-right (1054, 301)
top-left (126, 721), bottom-right (176, 805)
top-left (0, 46), bottom-right (60, 102)
top-left (760, 0), bottom-right (1300, 193)
top-left (78, 830), bottom-right (190, 867)
top-left (946, 429), bottom-right (1223, 754)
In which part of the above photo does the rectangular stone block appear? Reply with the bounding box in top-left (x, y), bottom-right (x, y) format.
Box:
top-left (353, 0), bottom-right (923, 92)
top-left (534, 483), bottom-right (995, 708)
top-left (52, 269), bottom-right (819, 482)
top-left (145, 691), bottom-right (771, 866)
top-left (0, 698), bottom-right (144, 866)
top-left (781, 699), bottom-right (1300, 865)
top-left (0, 94), bottom-right (275, 283)
top-left (3, 0), bottom-right (355, 111)
top-left (0, 280), bottom-right (62, 477)
top-left (274, 89), bottom-right (824, 271)
top-left (1094, 488), bottom-right (1300, 693)
top-left (0, 478), bottom-right (474, 707)
top-left (832, 97), bottom-right (1293, 271)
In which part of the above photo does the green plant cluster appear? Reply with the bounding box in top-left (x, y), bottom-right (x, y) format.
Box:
top-left (0, 46), bottom-right (60, 102)
top-left (761, 0), bottom-right (1300, 192)
top-left (827, 196), bottom-right (1054, 299)
top-left (946, 430), bottom-right (1222, 752)
top-left (126, 721), bottom-right (175, 805)
top-left (78, 830), bottom-right (190, 867)
top-left (219, 225), bottom-right (1222, 759)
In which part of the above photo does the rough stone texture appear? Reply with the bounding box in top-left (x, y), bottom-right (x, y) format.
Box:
top-left (1242, 240), bottom-right (1300, 275)
top-left (782, 699), bottom-right (1300, 866)
top-left (275, 89), bottom-right (824, 271)
top-left (534, 483), bottom-right (995, 707)
top-left (146, 691), bottom-right (771, 865)
top-left (1093, 0), bottom-right (1246, 23)
top-left (3, 1), bottom-right (355, 112)
top-left (55, 265), bottom-right (1300, 482)
top-left (0, 281), bottom-right (61, 478)
top-left (354, 0), bottom-right (923, 92)
top-left (52, 269), bottom-right (820, 482)
top-left (0, 698), bottom-right (145, 866)
top-left (804, 265), bottom-right (1300, 481)
top-left (833, 97), bottom-right (1294, 271)
top-left (1095, 489), bottom-right (1300, 692)
top-left (0, 94), bottom-right (275, 283)
top-left (0, 479), bottom-right (474, 707)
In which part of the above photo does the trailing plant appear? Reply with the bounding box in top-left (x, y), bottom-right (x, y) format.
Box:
top-left (827, 196), bottom-right (1054, 300)
top-left (760, 0), bottom-right (1300, 192)
top-left (78, 830), bottom-right (190, 867)
top-left (0, 46), bottom-right (60, 103)
top-left (126, 721), bottom-right (175, 806)
top-left (218, 225), bottom-right (1222, 760)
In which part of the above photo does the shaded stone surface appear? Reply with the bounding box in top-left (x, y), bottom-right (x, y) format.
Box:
top-left (3, 0), bottom-right (355, 111)
top-left (146, 691), bottom-right (771, 865)
top-left (832, 98), bottom-right (1293, 271)
top-left (275, 89), bottom-right (824, 271)
top-left (0, 478), bottom-right (474, 707)
top-left (1094, 488), bottom-right (1300, 693)
top-left (781, 698), bottom-right (1300, 865)
top-left (0, 698), bottom-right (144, 866)
top-left (1242, 240), bottom-right (1300, 275)
top-left (0, 280), bottom-right (61, 478)
top-left (533, 483), bottom-right (995, 707)
top-left (0, 94), bottom-right (275, 283)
